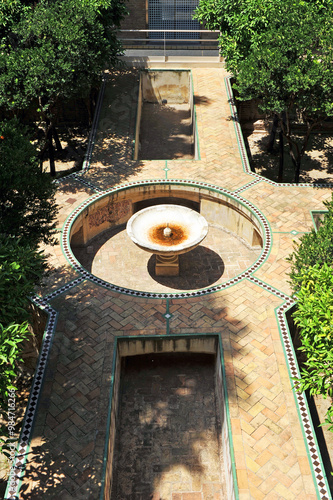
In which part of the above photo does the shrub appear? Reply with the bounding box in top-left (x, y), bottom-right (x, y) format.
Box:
top-left (292, 264), bottom-right (333, 430)
top-left (288, 194), bottom-right (333, 292)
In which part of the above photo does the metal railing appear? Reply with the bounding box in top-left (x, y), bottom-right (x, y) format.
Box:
top-left (119, 29), bottom-right (221, 60)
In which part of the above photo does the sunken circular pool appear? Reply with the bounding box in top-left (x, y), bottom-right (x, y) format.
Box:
top-left (64, 181), bottom-right (271, 297)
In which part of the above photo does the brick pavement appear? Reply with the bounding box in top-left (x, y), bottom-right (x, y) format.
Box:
top-left (8, 66), bottom-right (333, 499)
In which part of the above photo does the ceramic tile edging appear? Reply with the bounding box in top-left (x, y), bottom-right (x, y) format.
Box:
top-left (81, 77), bottom-right (106, 174)
top-left (4, 276), bottom-right (89, 500)
top-left (99, 333), bottom-right (239, 500)
top-left (249, 276), bottom-right (332, 498)
top-left (247, 275), bottom-right (291, 301)
top-left (224, 76), bottom-right (333, 190)
top-left (61, 178), bottom-right (272, 299)
top-left (4, 297), bottom-right (58, 500)
top-left (276, 301), bottom-right (332, 500)
top-left (233, 178), bottom-right (262, 194)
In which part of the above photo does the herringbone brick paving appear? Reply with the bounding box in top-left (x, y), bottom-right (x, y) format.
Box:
top-left (17, 66), bottom-right (331, 499)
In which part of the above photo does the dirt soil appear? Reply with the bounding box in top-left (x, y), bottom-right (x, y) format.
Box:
top-left (245, 129), bottom-right (333, 184)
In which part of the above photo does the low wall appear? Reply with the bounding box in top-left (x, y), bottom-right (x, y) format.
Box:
top-left (141, 69), bottom-right (190, 104)
top-left (133, 70), bottom-right (197, 160)
top-left (69, 184), bottom-right (264, 251)
top-left (102, 334), bottom-right (237, 500)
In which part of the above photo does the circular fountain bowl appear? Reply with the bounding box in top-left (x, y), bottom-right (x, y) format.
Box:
top-left (126, 204), bottom-right (209, 255)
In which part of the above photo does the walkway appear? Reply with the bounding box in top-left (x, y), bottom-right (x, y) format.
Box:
top-left (5, 67), bottom-right (332, 499)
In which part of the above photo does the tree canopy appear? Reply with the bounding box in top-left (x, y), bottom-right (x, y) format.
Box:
top-left (288, 196), bottom-right (333, 432)
top-left (0, 0), bottom-right (127, 174)
top-left (195, 0), bottom-right (333, 182)
top-left (0, 118), bottom-right (58, 245)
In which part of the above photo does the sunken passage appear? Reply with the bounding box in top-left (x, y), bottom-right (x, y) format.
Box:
top-left (134, 70), bottom-right (198, 160)
top-left (111, 352), bottom-right (226, 499)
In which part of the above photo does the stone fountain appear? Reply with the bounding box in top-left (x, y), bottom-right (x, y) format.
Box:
top-left (126, 204), bottom-right (209, 276)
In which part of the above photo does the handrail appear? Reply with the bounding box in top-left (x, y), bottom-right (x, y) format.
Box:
top-left (119, 29), bottom-right (221, 60)
top-left (120, 29), bottom-right (220, 32)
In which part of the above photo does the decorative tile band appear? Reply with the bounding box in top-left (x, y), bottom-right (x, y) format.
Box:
top-left (233, 178), bottom-right (262, 194)
top-left (5, 297), bottom-right (58, 500)
top-left (81, 78), bottom-right (106, 174)
top-left (276, 302), bottom-right (331, 500)
top-left (44, 276), bottom-right (86, 302)
top-left (61, 179), bottom-right (272, 299)
top-left (247, 273), bottom-right (331, 498)
top-left (69, 174), bottom-right (103, 193)
top-left (4, 277), bottom-right (88, 500)
top-left (225, 77), bottom-right (333, 190)
top-left (247, 275), bottom-right (291, 301)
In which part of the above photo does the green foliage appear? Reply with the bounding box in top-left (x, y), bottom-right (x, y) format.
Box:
top-left (0, 322), bottom-right (30, 457)
top-left (232, 0), bottom-right (333, 115)
top-left (0, 322), bottom-right (30, 396)
top-left (292, 264), bottom-right (333, 431)
top-left (0, 119), bottom-right (55, 451)
top-left (0, 0), bottom-right (127, 174)
top-left (288, 195), bottom-right (333, 431)
top-left (0, 0), bottom-right (127, 114)
top-left (0, 235), bottom-right (46, 326)
top-left (0, 217), bottom-right (48, 456)
top-left (0, 118), bottom-right (58, 245)
top-left (288, 194), bottom-right (333, 292)
top-left (194, 0), bottom-right (333, 182)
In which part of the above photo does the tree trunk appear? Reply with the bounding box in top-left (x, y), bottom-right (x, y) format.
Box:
top-left (294, 158), bottom-right (301, 184)
top-left (267, 114), bottom-right (279, 153)
top-left (278, 129), bottom-right (284, 182)
top-left (52, 126), bottom-right (62, 153)
top-left (46, 118), bottom-right (56, 176)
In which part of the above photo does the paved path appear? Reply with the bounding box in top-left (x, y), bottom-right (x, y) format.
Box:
top-left (6, 67), bottom-right (333, 499)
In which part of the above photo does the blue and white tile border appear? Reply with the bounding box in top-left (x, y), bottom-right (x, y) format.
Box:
top-left (5, 298), bottom-right (58, 500)
top-left (5, 73), bottom-right (332, 500)
top-left (61, 178), bottom-right (272, 299)
top-left (225, 76), bottom-right (333, 190)
top-left (4, 277), bottom-right (87, 500)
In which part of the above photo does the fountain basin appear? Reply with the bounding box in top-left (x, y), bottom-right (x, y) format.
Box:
top-left (126, 204), bottom-right (208, 256)
top-left (126, 204), bottom-right (209, 276)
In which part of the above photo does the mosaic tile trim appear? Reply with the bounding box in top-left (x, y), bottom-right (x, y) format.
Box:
top-left (44, 276), bottom-right (86, 302)
top-left (70, 173), bottom-right (103, 193)
top-left (4, 276), bottom-right (89, 500)
top-left (276, 301), bottom-right (332, 500)
top-left (247, 273), bottom-right (332, 498)
top-left (243, 275), bottom-right (331, 497)
top-left (61, 179), bottom-right (272, 298)
top-left (247, 275), bottom-right (291, 301)
top-left (5, 297), bottom-right (58, 500)
top-left (233, 178), bottom-right (262, 194)
top-left (249, 274), bottom-right (331, 497)
top-left (82, 78), bottom-right (106, 174)
top-left (225, 77), bottom-right (333, 190)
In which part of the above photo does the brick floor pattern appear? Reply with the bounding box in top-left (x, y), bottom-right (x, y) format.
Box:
top-left (111, 353), bottom-right (226, 499)
top-left (9, 67), bottom-right (332, 499)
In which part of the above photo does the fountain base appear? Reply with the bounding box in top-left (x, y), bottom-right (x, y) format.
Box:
top-left (155, 254), bottom-right (179, 276)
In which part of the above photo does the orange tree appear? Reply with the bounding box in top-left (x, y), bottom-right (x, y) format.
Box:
top-left (195, 0), bottom-right (333, 183)
top-left (288, 197), bottom-right (333, 431)
top-left (0, 0), bottom-right (127, 175)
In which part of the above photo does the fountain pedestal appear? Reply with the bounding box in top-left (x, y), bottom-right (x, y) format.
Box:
top-left (126, 204), bottom-right (208, 277)
top-left (156, 254), bottom-right (179, 276)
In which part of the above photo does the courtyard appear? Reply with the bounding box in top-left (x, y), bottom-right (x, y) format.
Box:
top-left (5, 65), bottom-right (333, 499)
